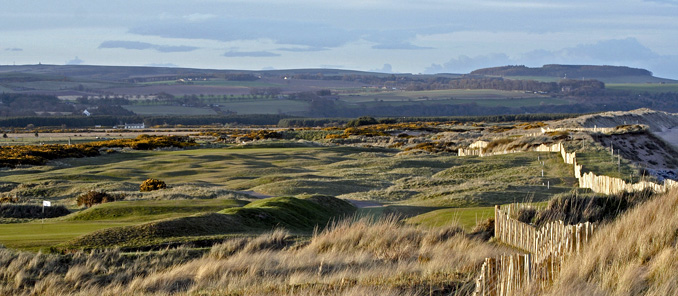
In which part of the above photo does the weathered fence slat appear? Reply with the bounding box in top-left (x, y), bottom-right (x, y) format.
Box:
top-left (473, 205), bottom-right (597, 296)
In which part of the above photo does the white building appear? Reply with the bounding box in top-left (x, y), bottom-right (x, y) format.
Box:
top-left (123, 123), bottom-right (145, 129)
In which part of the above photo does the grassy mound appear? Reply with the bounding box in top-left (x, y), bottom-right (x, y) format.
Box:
top-left (63, 195), bottom-right (355, 249)
top-left (63, 199), bottom-right (247, 222)
top-left (544, 189), bottom-right (678, 295)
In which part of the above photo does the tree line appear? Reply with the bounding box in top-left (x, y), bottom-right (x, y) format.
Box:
top-left (0, 114), bottom-right (291, 128)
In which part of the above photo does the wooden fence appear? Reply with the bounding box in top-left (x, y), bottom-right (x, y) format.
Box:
top-left (473, 205), bottom-right (596, 296)
top-left (465, 130), bottom-right (675, 295)
top-left (459, 140), bottom-right (678, 195)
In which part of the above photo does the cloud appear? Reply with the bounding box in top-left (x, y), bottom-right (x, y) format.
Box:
top-left (426, 53), bottom-right (511, 74)
top-left (644, 0), bottom-right (678, 5)
top-left (98, 41), bottom-right (199, 53)
top-left (425, 38), bottom-right (678, 78)
top-left (537, 38), bottom-right (658, 64)
top-left (277, 46), bottom-right (329, 52)
top-left (372, 42), bottom-right (433, 50)
top-left (145, 63), bottom-right (179, 67)
top-left (371, 63), bottom-right (394, 73)
top-left (319, 64), bottom-right (345, 69)
top-left (129, 18), bottom-right (357, 48)
top-left (4, 48), bottom-right (23, 52)
top-left (183, 13), bottom-right (217, 22)
top-left (66, 56), bottom-right (84, 65)
top-left (223, 50), bottom-right (280, 57)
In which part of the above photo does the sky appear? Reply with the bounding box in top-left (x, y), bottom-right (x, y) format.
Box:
top-left (2, 0), bottom-right (678, 78)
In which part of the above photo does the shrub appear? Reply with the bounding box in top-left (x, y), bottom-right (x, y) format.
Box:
top-left (76, 191), bottom-right (125, 207)
top-left (346, 116), bottom-right (378, 127)
top-left (0, 195), bottom-right (19, 204)
top-left (140, 179), bottom-right (167, 192)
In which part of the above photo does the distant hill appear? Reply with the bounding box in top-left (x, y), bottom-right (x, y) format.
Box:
top-left (470, 65), bottom-right (677, 83)
top-left (0, 64), bottom-right (403, 82)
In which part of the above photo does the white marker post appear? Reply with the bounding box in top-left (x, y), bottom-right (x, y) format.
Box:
top-left (42, 200), bottom-right (51, 223)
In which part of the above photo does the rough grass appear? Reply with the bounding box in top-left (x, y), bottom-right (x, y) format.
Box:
top-left (0, 217), bottom-right (512, 295)
top-left (543, 189), bottom-right (678, 295)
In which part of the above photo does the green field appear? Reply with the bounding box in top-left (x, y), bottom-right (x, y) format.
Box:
top-left (215, 99), bottom-right (309, 114)
top-left (122, 105), bottom-right (218, 115)
top-left (342, 89), bottom-right (547, 101)
top-left (339, 89), bottom-right (571, 108)
top-left (503, 76), bottom-right (563, 83)
top-left (140, 79), bottom-right (280, 88)
top-left (607, 83), bottom-right (678, 93)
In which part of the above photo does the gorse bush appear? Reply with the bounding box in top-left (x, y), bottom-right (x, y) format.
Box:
top-left (0, 135), bottom-right (196, 168)
top-left (76, 191), bottom-right (125, 208)
top-left (140, 179), bottom-right (167, 192)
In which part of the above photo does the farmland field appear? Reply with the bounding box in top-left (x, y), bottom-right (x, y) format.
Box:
top-left (606, 83), bottom-right (678, 93)
top-left (339, 89), bottom-right (572, 108)
top-left (122, 105), bottom-right (218, 115)
top-left (213, 99), bottom-right (309, 114)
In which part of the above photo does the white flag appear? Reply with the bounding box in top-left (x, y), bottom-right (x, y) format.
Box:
top-left (43, 200), bottom-right (51, 207)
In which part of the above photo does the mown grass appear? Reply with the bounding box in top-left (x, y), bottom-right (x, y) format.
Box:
top-left (0, 221), bottom-right (136, 251)
top-left (0, 199), bottom-right (246, 251)
top-left (61, 195), bottom-right (355, 250)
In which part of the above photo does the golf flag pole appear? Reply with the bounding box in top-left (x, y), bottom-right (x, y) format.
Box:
top-left (42, 200), bottom-right (51, 223)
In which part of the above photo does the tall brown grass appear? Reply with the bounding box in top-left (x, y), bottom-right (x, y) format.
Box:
top-left (0, 217), bottom-right (510, 295)
top-left (542, 189), bottom-right (678, 295)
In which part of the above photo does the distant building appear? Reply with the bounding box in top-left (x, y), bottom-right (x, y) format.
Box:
top-left (83, 109), bottom-right (91, 116)
top-left (123, 123), bottom-right (145, 129)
